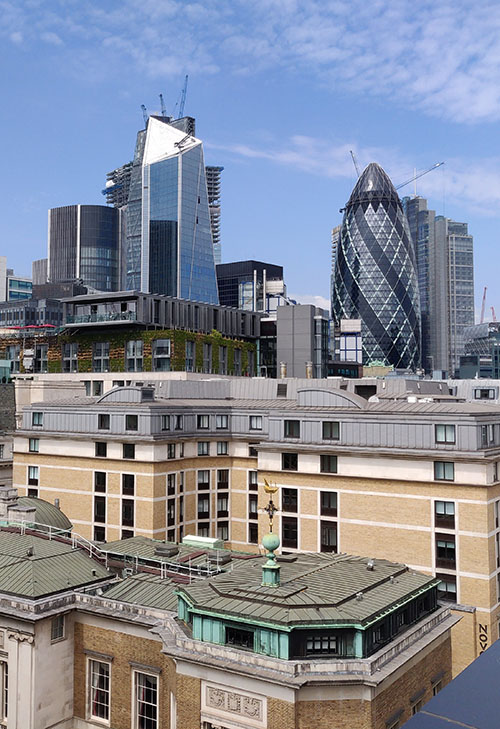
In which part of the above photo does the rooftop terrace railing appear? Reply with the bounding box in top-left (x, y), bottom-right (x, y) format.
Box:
top-left (66, 311), bottom-right (138, 324)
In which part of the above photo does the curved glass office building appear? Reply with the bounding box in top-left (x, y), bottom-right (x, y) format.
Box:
top-left (332, 163), bottom-right (421, 370)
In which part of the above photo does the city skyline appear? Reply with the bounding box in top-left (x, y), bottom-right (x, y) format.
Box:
top-left (1, 1), bottom-right (499, 314)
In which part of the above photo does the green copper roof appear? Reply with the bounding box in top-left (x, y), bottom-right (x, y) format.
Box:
top-left (178, 553), bottom-right (438, 628)
top-left (0, 531), bottom-right (109, 598)
top-left (17, 497), bottom-right (73, 532)
top-left (104, 573), bottom-right (178, 611)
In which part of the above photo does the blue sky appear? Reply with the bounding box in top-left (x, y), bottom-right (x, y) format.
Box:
top-left (1, 0), bottom-right (500, 314)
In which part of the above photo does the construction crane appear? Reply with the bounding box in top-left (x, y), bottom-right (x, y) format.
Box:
top-left (350, 150), bottom-right (361, 178)
top-left (480, 286), bottom-right (487, 324)
top-left (395, 162), bottom-right (444, 191)
top-left (141, 104), bottom-right (148, 126)
top-left (159, 93), bottom-right (167, 116)
top-left (492, 306), bottom-right (497, 323)
top-left (174, 75), bottom-right (189, 118)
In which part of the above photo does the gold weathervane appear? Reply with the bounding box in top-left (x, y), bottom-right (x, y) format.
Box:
top-left (263, 479), bottom-right (279, 531)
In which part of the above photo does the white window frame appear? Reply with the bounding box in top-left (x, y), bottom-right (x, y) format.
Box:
top-left (87, 658), bottom-right (111, 725)
top-left (133, 670), bottom-right (159, 729)
top-left (249, 415), bottom-right (262, 431)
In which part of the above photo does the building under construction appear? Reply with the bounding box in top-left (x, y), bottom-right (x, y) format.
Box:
top-left (206, 165), bottom-right (224, 264)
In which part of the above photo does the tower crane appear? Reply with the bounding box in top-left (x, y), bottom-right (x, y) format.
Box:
top-left (480, 286), bottom-right (487, 324)
top-left (159, 94), bottom-right (167, 116)
top-left (141, 104), bottom-right (149, 126)
top-left (350, 150), bottom-right (361, 178)
top-left (492, 306), bottom-right (497, 323)
top-left (174, 75), bottom-right (189, 118)
top-left (395, 162), bottom-right (444, 191)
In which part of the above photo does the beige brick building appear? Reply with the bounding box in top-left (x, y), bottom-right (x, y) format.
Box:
top-left (12, 377), bottom-right (500, 675)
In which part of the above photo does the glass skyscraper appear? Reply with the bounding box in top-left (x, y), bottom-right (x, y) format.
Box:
top-left (332, 163), bottom-right (421, 370)
top-left (48, 205), bottom-right (120, 292)
top-left (124, 116), bottom-right (219, 304)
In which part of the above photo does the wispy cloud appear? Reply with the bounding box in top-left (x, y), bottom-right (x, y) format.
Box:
top-left (3, 1), bottom-right (500, 123)
top-left (210, 134), bottom-right (500, 216)
top-left (291, 293), bottom-right (330, 310)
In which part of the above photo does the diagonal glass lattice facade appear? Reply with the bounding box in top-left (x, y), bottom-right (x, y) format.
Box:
top-left (332, 163), bottom-right (421, 370)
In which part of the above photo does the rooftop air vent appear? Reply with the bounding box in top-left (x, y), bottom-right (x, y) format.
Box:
top-left (356, 592), bottom-right (363, 601)
top-left (208, 552), bottom-right (232, 565)
top-left (366, 559), bottom-right (375, 570)
top-left (154, 545), bottom-right (179, 558)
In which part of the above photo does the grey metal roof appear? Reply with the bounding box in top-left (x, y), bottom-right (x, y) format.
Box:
top-left (103, 573), bottom-right (178, 611)
top-left (0, 532), bottom-right (109, 598)
top-left (179, 553), bottom-right (437, 628)
top-left (17, 497), bottom-right (73, 531)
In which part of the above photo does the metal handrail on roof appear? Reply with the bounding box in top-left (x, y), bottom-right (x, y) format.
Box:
top-left (0, 521), bottom-right (223, 580)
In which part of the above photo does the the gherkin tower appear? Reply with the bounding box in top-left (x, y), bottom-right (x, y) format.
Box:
top-left (332, 163), bottom-right (421, 370)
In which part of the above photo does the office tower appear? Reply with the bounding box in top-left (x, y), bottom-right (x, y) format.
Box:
top-left (402, 197), bottom-right (475, 376)
top-left (435, 216), bottom-right (474, 375)
top-left (330, 224), bottom-right (341, 311)
top-left (32, 259), bottom-right (48, 286)
top-left (216, 260), bottom-right (285, 312)
top-left (123, 116), bottom-right (219, 304)
top-left (206, 166), bottom-right (224, 264)
top-left (332, 163), bottom-right (421, 370)
top-left (48, 205), bottom-right (120, 292)
top-left (0, 256), bottom-right (32, 302)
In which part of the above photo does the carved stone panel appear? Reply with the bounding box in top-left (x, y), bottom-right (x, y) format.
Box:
top-left (202, 681), bottom-right (266, 728)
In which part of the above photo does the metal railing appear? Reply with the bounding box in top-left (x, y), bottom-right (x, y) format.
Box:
top-left (66, 311), bottom-right (137, 324)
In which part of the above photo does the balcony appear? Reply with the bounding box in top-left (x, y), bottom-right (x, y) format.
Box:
top-left (66, 311), bottom-right (138, 325)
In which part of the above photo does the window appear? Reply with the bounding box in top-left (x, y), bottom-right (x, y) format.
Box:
top-left (198, 524), bottom-right (209, 537)
top-left (248, 470), bottom-right (258, 490)
top-left (27, 488), bottom-right (38, 498)
top-left (197, 470), bottom-right (210, 490)
top-left (282, 516), bottom-right (298, 548)
top-left (249, 415), bottom-right (262, 430)
top-left (284, 420), bottom-right (300, 438)
top-left (122, 499), bottom-right (134, 527)
top-left (249, 494), bottom-right (258, 518)
top-left (88, 659), bottom-right (110, 722)
top-left (126, 414), bottom-right (138, 431)
top-left (122, 529), bottom-right (134, 539)
top-left (282, 453), bottom-right (298, 471)
top-left (432, 681), bottom-right (442, 696)
top-left (249, 445), bottom-right (258, 458)
top-left (217, 521), bottom-right (229, 541)
top-left (167, 473), bottom-right (176, 495)
top-left (32, 412), bottom-right (43, 427)
top-left (490, 424), bottom-right (496, 444)
top-left (435, 501), bottom-right (455, 529)
top-left (320, 455), bottom-right (338, 473)
top-left (198, 494), bottom-right (210, 519)
top-left (197, 414), bottom-right (210, 429)
top-left (28, 466), bottom-right (38, 486)
top-left (62, 342), bottom-right (78, 372)
top-left (167, 443), bottom-right (176, 459)
top-left (161, 415), bottom-right (170, 431)
top-left (95, 442), bottom-right (107, 458)
top-left (217, 469), bottom-right (229, 489)
top-left (434, 461), bottom-right (454, 481)
top-left (217, 494), bottom-right (229, 517)
top-left (481, 425), bottom-right (488, 447)
top-left (122, 474), bottom-right (134, 495)
top-left (94, 526), bottom-right (105, 542)
top-left (178, 472), bottom-right (184, 493)
top-left (198, 441), bottom-right (209, 456)
top-left (322, 421), bottom-right (340, 440)
top-left (126, 340), bottom-right (143, 371)
top-left (93, 381), bottom-right (103, 397)
top-left (411, 700), bottom-right (423, 715)
top-left (94, 472), bottom-right (106, 493)
top-left (178, 495), bottom-right (184, 522)
top-left (320, 491), bottom-right (338, 516)
top-left (167, 499), bottom-right (175, 526)
top-left (216, 414), bottom-right (228, 430)
top-left (51, 614), bottom-right (65, 642)
top-left (34, 344), bottom-right (48, 373)
top-left (98, 414), bottom-right (110, 431)
top-left (217, 441), bottom-right (228, 455)
top-left (134, 671), bottom-right (158, 729)
top-left (185, 340), bottom-right (195, 372)
top-left (282, 488), bottom-right (298, 513)
top-left (29, 438), bottom-right (39, 453)
top-left (474, 388), bottom-right (496, 400)
top-left (94, 495), bottom-right (106, 523)
top-left (152, 338), bottom-right (171, 371)
top-left (123, 443), bottom-right (135, 459)
top-left (321, 521), bottom-right (337, 552)
top-left (436, 573), bottom-right (457, 601)
top-left (174, 415), bottom-right (183, 431)
top-left (435, 424), bottom-right (456, 444)
top-left (436, 534), bottom-right (456, 568)
top-left (249, 522), bottom-right (258, 544)
top-left (305, 634), bottom-right (338, 655)
top-left (92, 341), bottom-right (109, 372)
top-left (225, 626), bottom-right (253, 649)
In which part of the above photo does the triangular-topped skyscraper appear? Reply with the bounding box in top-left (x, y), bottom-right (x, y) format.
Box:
top-left (124, 115), bottom-right (219, 304)
top-left (332, 163), bottom-right (421, 370)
